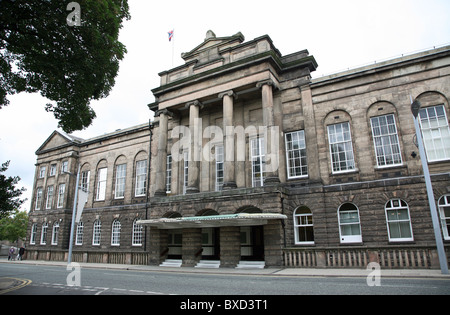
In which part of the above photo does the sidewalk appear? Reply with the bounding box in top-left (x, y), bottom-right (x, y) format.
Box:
top-left (1, 258), bottom-right (449, 279)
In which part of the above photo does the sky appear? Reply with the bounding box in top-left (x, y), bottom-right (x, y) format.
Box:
top-left (1, 0), bottom-right (449, 211)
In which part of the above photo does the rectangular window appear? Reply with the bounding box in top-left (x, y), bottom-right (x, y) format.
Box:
top-left (183, 151), bottom-right (189, 195)
top-left (51, 223), bottom-right (59, 245)
top-left (40, 223), bottom-right (48, 245)
top-left (114, 164), bottom-right (126, 199)
top-left (35, 187), bottom-right (43, 210)
top-left (370, 114), bottom-right (402, 167)
top-left (75, 222), bottom-right (84, 246)
top-left (327, 122), bottom-right (355, 173)
top-left (215, 145), bottom-right (224, 191)
top-left (285, 130), bottom-right (308, 178)
top-left (165, 156), bottom-right (172, 194)
top-left (81, 170), bottom-right (90, 193)
top-left (45, 186), bottom-right (54, 209)
top-left (135, 160), bottom-right (147, 197)
top-left (419, 105), bottom-right (450, 162)
top-left (385, 199), bottom-right (413, 242)
top-left (251, 137), bottom-right (265, 187)
top-left (30, 224), bottom-right (37, 245)
top-left (50, 164), bottom-right (57, 176)
top-left (96, 168), bottom-right (107, 201)
top-left (61, 161), bottom-right (68, 174)
top-left (57, 184), bottom-right (65, 208)
top-left (39, 166), bottom-right (46, 178)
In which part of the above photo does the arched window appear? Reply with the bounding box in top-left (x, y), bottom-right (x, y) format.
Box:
top-left (40, 222), bottom-right (48, 245)
top-left (385, 199), bottom-right (413, 242)
top-left (438, 195), bottom-right (450, 240)
top-left (30, 223), bottom-right (37, 245)
top-left (51, 222), bottom-right (59, 245)
top-left (92, 220), bottom-right (101, 246)
top-left (132, 219), bottom-right (143, 246)
top-left (75, 222), bottom-right (84, 245)
top-left (111, 219), bottom-right (121, 246)
top-left (294, 206), bottom-right (314, 245)
top-left (338, 203), bottom-right (362, 243)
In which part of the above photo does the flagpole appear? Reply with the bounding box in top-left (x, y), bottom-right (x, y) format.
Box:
top-left (172, 28), bottom-right (175, 67)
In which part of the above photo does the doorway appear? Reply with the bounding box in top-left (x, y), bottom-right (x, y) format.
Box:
top-left (201, 228), bottom-right (220, 260)
top-left (167, 230), bottom-right (182, 259)
top-left (240, 226), bottom-right (264, 261)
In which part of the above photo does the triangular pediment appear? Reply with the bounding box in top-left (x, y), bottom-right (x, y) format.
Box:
top-left (36, 130), bottom-right (83, 154)
top-left (181, 31), bottom-right (245, 63)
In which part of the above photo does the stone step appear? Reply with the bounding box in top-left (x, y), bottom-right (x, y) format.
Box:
top-left (159, 259), bottom-right (182, 267)
top-left (195, 260), bottom-right (221, 268)
top-left (235, 261), bottom-right (265, 269)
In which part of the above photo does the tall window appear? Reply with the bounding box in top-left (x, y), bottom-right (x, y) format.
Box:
top-left (96, 168), bottom-right (107, 201)
top-left (115, 164), bottom-right (126, 199)
top-left (75, 222), bottom-right (84, 245)
top-left (61, 161), bottom-right (68, 173)
top-left (30, 224), bottom-right (37, 245)
top-left (215, 145), bottom-right (224, 191)
top-left (285, 130), bottom-right (308, 178)
top-left (51, 222), bottom-right (59, 245)
top-left (294, 206), bottom-right (314, 245)
top-left (183, 151), bottom-right (189, 195)
top-left (132, 219), bottom-right (143, 246)
top-left (57, 184), bottom-right (65, 208)
top-left (92, 220), bottom-right (101, 245)
top-left (135, 160), bottom-right (147, 197)
top-left (39, 166), bottom-right (46, 178)
top-left (439, 195), bottom-right (450, 240)
top-left (251, 137), bottom-right (265, 187)
top-left (370, 114), bottom-right (402, 167)
top-left (81, 170), bottom-right (90, 193)
top-left (338, 203), bottom-right (362, 243)
top-left (111, 220), bottom-right (121, 246)
top-left (46, 186), bottom-right (54, 209)
top-left (419, 105), bottom-right (450, 161)
top-left (165, 156), bottom-right (172, 194)
top-left (35, 187), bottom-right (43, 210)
top-left (327, 122), bottom-right (355, 173)
top-left (40, 223), bottom-right (48, 245)
top-left (50, 164), bottom-right (57, 176)
top-left (385, 199), bottom-right (413, 242)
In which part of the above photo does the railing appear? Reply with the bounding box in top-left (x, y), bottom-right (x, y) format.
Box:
top-left (284, 245), bottom-right (450, 269)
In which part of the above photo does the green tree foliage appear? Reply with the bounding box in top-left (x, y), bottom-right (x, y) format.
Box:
top-left (0, 209), bottom-right (28, 243)
top-left (0, 161), bottom-right (26, 219)
top-left (0, 0), bottom-right (130, 133)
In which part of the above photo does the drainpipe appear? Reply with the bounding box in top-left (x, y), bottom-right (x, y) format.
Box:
top-left (144, 120), bottom-right (154, 252)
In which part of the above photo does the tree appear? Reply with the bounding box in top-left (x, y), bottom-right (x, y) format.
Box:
top-left (0, 209), bottom-right (28, 244)
top-left (0, 161), bottom-right (26, 219)
top-left (0, 0), bottom-right (131, 133)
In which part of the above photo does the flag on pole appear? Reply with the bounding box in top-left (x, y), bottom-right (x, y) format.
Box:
top-left (75, 189), bottom-right (89, 223)
top-left (168, 30), bottom-right (174, 42)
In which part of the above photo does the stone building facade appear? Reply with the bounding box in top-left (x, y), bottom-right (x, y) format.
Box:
top-left (27, 31), bottom-right (450, 269)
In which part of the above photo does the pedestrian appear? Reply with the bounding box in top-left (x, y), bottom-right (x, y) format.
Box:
top-left (18, 247), bottom-right (25, 261)
top-left (8, 247), bottom-right (15, 261)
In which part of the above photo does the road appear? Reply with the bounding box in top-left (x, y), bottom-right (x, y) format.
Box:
top-left (1, 262), bottom-right (449, 296)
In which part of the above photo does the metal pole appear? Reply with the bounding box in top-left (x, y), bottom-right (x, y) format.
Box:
top-left (67, 163), bottom-right (81, 265)
top-left (411, 100), bottom-right (449, 274)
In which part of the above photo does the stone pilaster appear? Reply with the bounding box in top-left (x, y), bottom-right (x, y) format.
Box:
top-left (219, 90), bottom-right (237, 190)
top-left (185, 101), bottom-right (203, 194)
top-left (154, 109), bottom-right (173, 196)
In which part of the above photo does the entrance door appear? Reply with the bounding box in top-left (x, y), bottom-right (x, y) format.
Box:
top-left (201, 228), bottom-right (220, 260)
top-left (168, 230), bottom-right (182, 259)
top-left (240, 226), bottom-right (264, 261)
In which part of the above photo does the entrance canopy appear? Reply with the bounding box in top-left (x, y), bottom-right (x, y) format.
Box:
top-left (137, 213), bottom-right (287, 229)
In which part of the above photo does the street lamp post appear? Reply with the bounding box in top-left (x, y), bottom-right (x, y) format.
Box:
top-left (411, 97), bottom-right (449, 275)
top-left (67, 163), bottom-right (81, 265)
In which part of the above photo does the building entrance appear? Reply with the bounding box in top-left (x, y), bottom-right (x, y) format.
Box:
top-left (240, 226), bottom-right (264, 261)
top-left (201, 228), bottom-right (220, 260)
top-left (168, 230), bottom-right (182, 259)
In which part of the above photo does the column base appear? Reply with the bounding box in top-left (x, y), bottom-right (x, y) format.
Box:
top-left (186, 186), bottom-right (200, 194)
top-left (223, 182), bottom-right (237, 190)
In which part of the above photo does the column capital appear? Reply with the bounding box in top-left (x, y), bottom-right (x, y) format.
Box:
top-left (218, 90), bottom-right (238, 100)
top-left (185, 100), bottom-right (203, 109)
top-left (154, 108), bottom-right (174, 118)
top-left (256, 79), bottom-right (279, 90)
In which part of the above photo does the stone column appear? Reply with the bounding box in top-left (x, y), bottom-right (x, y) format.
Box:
top-left (219, 90), bottom-right (237, 190)
top-left (185, 100), bottom-right (202, 194)
top-left (257, 79), bottom-right (280, 185)
top-left (154, 109), bottom-right (173, 196)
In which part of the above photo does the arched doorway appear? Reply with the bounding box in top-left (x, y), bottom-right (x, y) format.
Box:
top-left (198, 209), bottom-right (220, 260)
top-left (165, 212), bottom-right (182, 259)
top-left (237, 206), bottom-right (265, 261)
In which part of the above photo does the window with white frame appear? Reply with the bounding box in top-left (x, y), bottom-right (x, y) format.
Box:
top-left (114, 164), bottom-right (126, 199)
top-left (39, 166), bottom-right (46, 178)
top-left (57, 183), bottom-right (65, 208)
top-left (438, 195), bottom-right (450, 240)
top-left (338, 203), bottom-right (362, 243)
top-left (418, 105), bottom-right (450, 161)
top-left (183, 151), bottom-right (189, 195)
top-left (385, 199), bottom-right (413, 242)
top-left (50, 164), bottom-right (57, 176)
top-left (111, 220), bottom-right (121, 246)
top-left (293, 206), bottom-right (314, 244)
top-left (30, 224), bottom-right (37, 245)
top-left (45, 186), bottom-right (54, 209)
top-left (40, 223), bottom-right (48, 245)
top-left (370, 114), bottom-right (402, 167)
top-left (61, 161), bottom-right (68, 173)
top-left (92, 220), bottom-right (101, 245)
top-left (215, 145), bottom-right (224, 191)
top-left (165, 156), bottom-right (172, 194)
top-left (75, 222), bottom-right (84, 245)
top-left (35, 187), bottom-right (43, 210)
top-left (51, 222), bottom-right (59, 245)
top-left (135, 160), bottom-right (147, 197)
top-left (132, 219), bottom-right (143, 246)
top-left (327, 122), bottom-right (355, 173)
top-left (81, 170), bottom-right (90, 193)
top-left (285, 130), bottom-right (308, 178)
top-left (251, 137), bottom-right (265, 187)
top-left (96, 168), bottom-right (107, 201)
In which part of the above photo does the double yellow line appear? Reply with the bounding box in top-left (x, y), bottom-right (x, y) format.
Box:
top-left (0, 278), bottom-right (32, 295)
